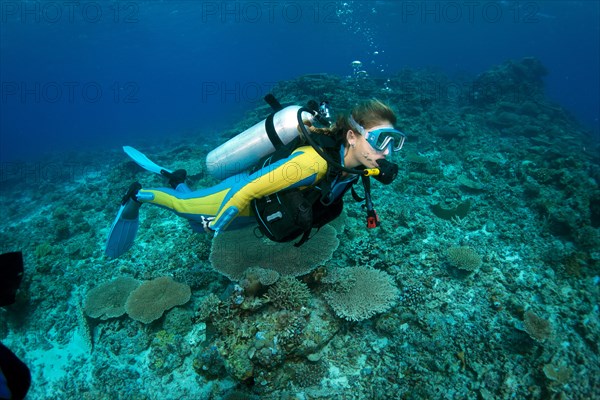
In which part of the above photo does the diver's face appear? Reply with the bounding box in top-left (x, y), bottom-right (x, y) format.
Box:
top-left (346, 120), bottom-right (394, 169)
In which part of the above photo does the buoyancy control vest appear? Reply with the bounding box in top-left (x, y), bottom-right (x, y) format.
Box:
top-left (251, 134), bottom-right (348, 247)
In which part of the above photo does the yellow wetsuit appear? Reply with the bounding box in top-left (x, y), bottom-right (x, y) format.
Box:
top-left (136, 146), bottom-right (334, 234)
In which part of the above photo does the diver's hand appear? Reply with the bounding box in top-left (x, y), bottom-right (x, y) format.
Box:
top-left (201, 216), bottom-right (215, 234)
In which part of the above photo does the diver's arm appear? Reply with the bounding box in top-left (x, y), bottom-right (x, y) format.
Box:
top-left (210, 146), bottom-right (328, 232)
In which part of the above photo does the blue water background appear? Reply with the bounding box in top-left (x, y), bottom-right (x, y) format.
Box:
top-left (1, 0), bottom-right (598, 162)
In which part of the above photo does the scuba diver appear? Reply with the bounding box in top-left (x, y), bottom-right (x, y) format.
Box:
top-left (105, 97), bottom-right (406, 258)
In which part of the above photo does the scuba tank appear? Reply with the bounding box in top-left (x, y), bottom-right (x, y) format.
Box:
top-left (206, 102), bottom-right (315, 180)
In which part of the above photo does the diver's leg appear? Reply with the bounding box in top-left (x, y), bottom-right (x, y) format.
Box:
top-left (137, 175), bottom-right (235, 231)
top-left (136, 185), bottom-right (223, 220)
top-left (162, 169), bottom-right (199, 229)
top-left (117, 172), bottom-right (257, 241)
top-left (139, 186), bottom-right (222, 233)
top-left (136, 172), bottom-right (260, 230)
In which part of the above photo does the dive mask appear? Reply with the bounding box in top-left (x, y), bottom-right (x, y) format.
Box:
top-left (348, 115), bottom-right (406, 152)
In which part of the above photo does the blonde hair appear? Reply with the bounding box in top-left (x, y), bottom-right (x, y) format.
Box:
top-left (308, 99), bottom-right (397, 146)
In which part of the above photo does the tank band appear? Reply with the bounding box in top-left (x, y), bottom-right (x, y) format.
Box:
top-left (265, 113), bottom-right (284, 149)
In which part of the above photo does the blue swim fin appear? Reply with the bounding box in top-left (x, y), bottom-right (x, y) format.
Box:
top-left (123, 146), bottom-right (172, 175)
top-left (122, 146), bottom-right (187, 189)
top-left (105, 183), bottom-right (142, 259)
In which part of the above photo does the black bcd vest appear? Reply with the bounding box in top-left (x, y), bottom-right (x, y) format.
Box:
top-left (251, 135), bottom-right (347, 247)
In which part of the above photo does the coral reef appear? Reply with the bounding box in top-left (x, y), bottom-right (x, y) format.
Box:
top-left (83, 276), bottom-right (141, 319)
top-left (125, 276), bottom-right (192, 324)
top-left (209, 224), bottom-right (339, 280)
top-left (265, 276), bottom-right (311, 310)
top-left (430, 200), bottom-right (471, 220)
top-left (239, 266), bottom-right (281, 297)
top-left (523, 310), bottom-right (553, 342)
top-left (323, 266), bottom-right (399, 321)
top-left (447, 245), bottom-right (483, 271)
top-left (1, 58), bottom-right (599, 399)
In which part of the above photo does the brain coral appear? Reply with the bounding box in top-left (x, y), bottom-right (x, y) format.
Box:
top-left (84, 276), bottom-right (141, 320)
top-left (209, 224), bottom-right (339, 281)
top-left (324, 266), bottom-right (399, 322)
top-left (125, 276), bottom-right (191, 324)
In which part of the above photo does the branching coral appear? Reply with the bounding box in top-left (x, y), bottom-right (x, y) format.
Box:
top-left (447, 246), bottom-right (482, 271)
top-left (265, 277), bottom-right (311, 310)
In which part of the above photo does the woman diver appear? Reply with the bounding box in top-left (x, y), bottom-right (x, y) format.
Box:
top-left (105, 98), bottom-right (406, 258)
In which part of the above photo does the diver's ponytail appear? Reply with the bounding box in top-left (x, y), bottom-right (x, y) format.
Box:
top-left (302, 114), bottom-right (350, 146)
